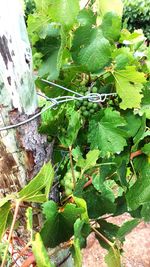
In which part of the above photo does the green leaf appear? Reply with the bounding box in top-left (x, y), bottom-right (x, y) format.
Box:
top-left (101, 12), bottom-right (121, 42)
top-left (0, 202), bottom-right (11, 241)
top-left (73, 237), bottom-right (82, 267)
top-left (0, 195), bottom-right (16, 208)
top-left (32, 233), bottom-right (54, 267)
top-left (40, 201), bottom-right (85, 247)
top-left (112, 47), bottom-right (135, 70)
top-left (119, 29), bottom-right (145, 45)
top-left (38, 52), bottom-right (59, 80)
top-left (114, 66), bottom-right (146, 109)
top-left (72, 219), bottom-right (84, 267)
top-left (76, 150), bottom-right (100, 173)
top-left (141, 143), bottom-right (150, 156)
top-left (97, 219), bottom-right (119, 241)
top-left (72, 26), bottom-right (111, 73)
top-left (123, 111), bottom-right (142, 138)
top-left (96, 0), bottom-right (123, 17)
top-left (18, 162), bottom-right (54, 202)
top-left (48, 0), bottom-right (80, 29)
top-left (58, 109), bottom-right (81, 147)
top-left (82, 186), bottom-right (116, 219)
top-left (116, 219), bottom-right (140, 242)
top-left (73, 196), bottom-right (89, 222)
top-left (105, 247), bottom-right (121, 267)
top-left (88, 108), bottom-right (127, 157)
top-left (39, 103), bottom-right (66, 135)
top-left (126, 160), bottom-right (150, 210)
top-left (77, 8), bottom-right (96, 26)
top-left (141, 203), bottom-right (150, 222)
top-left (26, 207), bottom-right (33, 232)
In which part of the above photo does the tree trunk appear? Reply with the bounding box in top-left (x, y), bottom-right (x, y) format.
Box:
top-left (0, 0), bottom-right (52, 197)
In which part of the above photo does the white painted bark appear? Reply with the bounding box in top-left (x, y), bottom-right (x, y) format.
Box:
top-left (0, 0), bottom-right (51, 196)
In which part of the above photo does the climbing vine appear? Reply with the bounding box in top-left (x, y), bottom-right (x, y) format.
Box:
top-left (0, 0), bottom-right (150, 266)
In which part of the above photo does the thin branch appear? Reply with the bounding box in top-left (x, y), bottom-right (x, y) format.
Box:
top-left (1, 200), bottom-right (21, 267)
top-left (91, 225), bottom-right (113, 247)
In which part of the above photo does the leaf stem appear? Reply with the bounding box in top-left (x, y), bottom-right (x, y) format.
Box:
top-left (1, 200), bottom-right (20, 267)
top-left (69, 146), bottom-right (76, 188)
top-left (91, 225), bottom-right (113, 248)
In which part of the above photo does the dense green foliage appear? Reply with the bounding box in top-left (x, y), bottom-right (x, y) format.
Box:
top-left (0, 0), bottom-right (150, 266)
top-left (123, 0), bottom-right (150, 41)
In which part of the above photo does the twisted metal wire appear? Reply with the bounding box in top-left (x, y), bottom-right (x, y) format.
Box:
top-left (0, 80), bottom-right (117, 131)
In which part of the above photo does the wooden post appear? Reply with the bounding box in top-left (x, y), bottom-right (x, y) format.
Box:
top-left (0, 0), bottom-right (52, 196)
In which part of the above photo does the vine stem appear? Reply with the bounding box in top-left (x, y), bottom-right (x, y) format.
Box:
top-left (91, 225), bottom-right (113, 248)
top-left (69, 146), bottom-right (76, 188)
top-left (1, 200), bottom-right (20, 267)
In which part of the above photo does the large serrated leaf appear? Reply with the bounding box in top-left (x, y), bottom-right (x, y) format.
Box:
top-left (40, 201), bottom-right (85, 247)
top-left (101, 12), bottom-right (121, 42)
top-left (18, 162), bottom-right (54, 202)
top-left (126, 160), bottom-right (150, 210)
top-left (48, 0), bottom-right (80, 29)
top-left (76, 150), bottom-right (100, 173)
top-left (114, 66), bottom-right (146, 110)
top-left (58, 109), bottom-right (81, 147)
top-left (116, 219), bottom-right (140, 242)
top-left (72, 26), bottom-right (111, 73)
top-left (88, 108), bottom-right (127, 157)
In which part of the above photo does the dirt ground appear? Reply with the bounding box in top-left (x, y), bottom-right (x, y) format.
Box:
top-left (82, 213), bottom-right (150, 267)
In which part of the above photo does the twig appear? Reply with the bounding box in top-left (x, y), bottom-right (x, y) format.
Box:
top-left (20, 254), bottom-right (35, 267)
top-left (83, 177), bottom-right (92, 188)
top-left (91, 225), bottom-right (113, 247)
top-left (69, 146), bottom-right (76, 188)
top-left (1, 200), bottom-right (20, 267)
top-left (130, 150), bottom-right (142, 160)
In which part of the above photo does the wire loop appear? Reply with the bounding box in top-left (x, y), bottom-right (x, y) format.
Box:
top-left (0, 80), bottom-right (117, 131)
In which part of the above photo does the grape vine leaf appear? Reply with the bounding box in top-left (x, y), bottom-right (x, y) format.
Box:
top-left (126, 160), bottom-right (150, 210)
top-left (77, 8), bottom-right (96, 26)
top-left (0, 202), bottom-right (11, 241)
top-left (105, 246), bottom-right (121, 267)
top-left (76, 149), bottom-right (100, 173)
top-left (88, 108), bottom-right (127, 157)
top-left (112, 47), bottom-right (135, 70)
top-left (140, 85), bottom-right (150, 119)
top-left (97, 219), bottom-right (119, 241)
top-left (40, 201), bottom-right (85, 247)
top-left (141, 143), bottom-right (150, 156)
top-left (32, 233), bottom-right (54, 267)
top-left (116, 219), bottom-right (140, 242)
top-left (123, 111), bottom-right (142, 138)
top-left (72, 219), bottom-right (84, 267)
top-left (72, 26), bottom-right (111, 73)
top-left (141, 203), bottom-right (150, 222)
top-left (114, 66), bottom-right (146, 109)
top-left (95, 0), bottom-right (123, 17)
top-left (18, 162), bottom-right (54, 202)
top-left (82, 186), bottom-right (116, 219)
top-left (58, 109), bottom-right (81, 147)
top-left (101, 12), bottom-right (121, 42)
top-left (48, 0), bottom-right (80, 29)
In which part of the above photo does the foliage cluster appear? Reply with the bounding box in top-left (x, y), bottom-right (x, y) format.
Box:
top-left (0, 0), bottom-right (150, 266)
top-left (123, 0), bottom-right (150, 41)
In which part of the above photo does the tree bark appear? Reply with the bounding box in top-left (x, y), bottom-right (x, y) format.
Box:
top-left (0, 0), bottom-right (52, 197)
